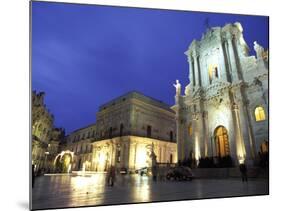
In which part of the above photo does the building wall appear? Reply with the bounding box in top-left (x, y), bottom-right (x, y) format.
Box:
top-left (92, 136), bottom-right (177, 172)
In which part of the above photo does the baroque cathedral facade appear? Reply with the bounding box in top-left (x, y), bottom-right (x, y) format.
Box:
top-left (173, 22), bottom-right (268, 165)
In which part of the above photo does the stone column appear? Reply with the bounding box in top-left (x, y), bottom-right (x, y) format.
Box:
top-left (219, 42), bottom-right (229, 82)
top-left (176, 114), bottom-right (183, 162)
top-left (192, 113), bottom-right (201, 165)
top-left (236, 90), bottom-right (257, 162)
top-left (232, 103), bottom-right (246, 163)
top-left (226, 33), bottom-right (240, 82)
top-left (188, 57), bottom-right (195, 86)
top-left (175, 96), bottom-right (184, 162)
top-left (193, 53), bottom-right (200, 87)
top-left (128, 142), bottom-right (137, 170)
top-left (110, 142), bottom-right (115, 166)
top-left (202, 111), bottom-right (209, 157)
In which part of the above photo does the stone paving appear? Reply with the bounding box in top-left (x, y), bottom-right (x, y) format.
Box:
top-left (32, 173), bottom-right (269, 210)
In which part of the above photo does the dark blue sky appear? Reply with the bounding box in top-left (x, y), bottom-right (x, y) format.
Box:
top-left (32, 1), bottom-right (268, 134)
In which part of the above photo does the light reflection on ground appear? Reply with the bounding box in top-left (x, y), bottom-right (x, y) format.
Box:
top-left (32, 173), bottom-right (268, 210)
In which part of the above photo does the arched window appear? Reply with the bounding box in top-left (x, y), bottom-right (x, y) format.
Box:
top-left (255, 106), bottom-right (266, 122)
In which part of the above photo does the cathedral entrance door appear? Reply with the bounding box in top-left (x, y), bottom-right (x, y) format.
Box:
top-left (214, 126), bottom-right (230, 157)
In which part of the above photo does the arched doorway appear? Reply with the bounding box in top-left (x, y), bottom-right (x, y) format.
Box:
top-left (214, 126), bottom-right (230, 157)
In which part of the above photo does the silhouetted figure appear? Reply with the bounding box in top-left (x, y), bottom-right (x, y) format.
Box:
top-left (107, 166), bottom-right (116, 187)
top-left (32, 164), bottom-right (35, 188)
top-left (152, 165), bottom-right (157, 181)
top-left (239, 163), bottom-right (248, 182)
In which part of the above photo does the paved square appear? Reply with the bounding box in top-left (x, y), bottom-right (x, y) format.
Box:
top-left (32, 173), bottom-right (269, 210)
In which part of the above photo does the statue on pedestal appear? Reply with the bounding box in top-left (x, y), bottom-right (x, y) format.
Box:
top-left (254, 41), bottom-right (264, 59)
top-left (173, 79), bottom-right (181, 96)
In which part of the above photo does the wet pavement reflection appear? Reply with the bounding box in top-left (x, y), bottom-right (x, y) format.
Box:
top-left (32, 173), bottom-right (268, 210)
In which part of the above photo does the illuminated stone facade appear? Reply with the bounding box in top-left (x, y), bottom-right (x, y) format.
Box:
top-left (174, 22), bottom-right (268, 166)
top-left (61, 92), bottom-right (177, 172)
top-left (93, 92), bottom-right (177, 172)
top-left (32, 91), bottom-right (64, 171)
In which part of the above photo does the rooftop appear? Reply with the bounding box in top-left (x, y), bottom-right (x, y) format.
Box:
top-left (99, 91), bottom-right (174, 113)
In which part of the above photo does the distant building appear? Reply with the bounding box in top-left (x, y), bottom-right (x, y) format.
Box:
top-left (59, 124), bottom-right (96, 172)
top-left (60, 91), bottom-right (177, 172)
top-left (173, 22), bottom-right (268, 166)
top-left (32, 91), bottom-right (64, 172)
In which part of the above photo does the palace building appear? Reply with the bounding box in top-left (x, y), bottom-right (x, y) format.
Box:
top-left (59, 91), bottom-right (177, 172)
top-left (173, 22), bottom-right (268, 166)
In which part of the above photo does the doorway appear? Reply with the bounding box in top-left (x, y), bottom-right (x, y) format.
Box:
top-left (214, 126), bottom-right (230, 157)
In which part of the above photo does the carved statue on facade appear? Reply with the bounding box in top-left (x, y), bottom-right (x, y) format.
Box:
top-left (184, 84), bottom-right (191, 96)
top-left (173, 79), bottom-right (181, 96)
top-left (254, 41), bottom-right (264, 59)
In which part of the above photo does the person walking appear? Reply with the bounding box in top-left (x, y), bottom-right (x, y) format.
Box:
top-left (239, 163), bottom-right (248, 182)
top-left (107, 165), bottom-right (116, 187)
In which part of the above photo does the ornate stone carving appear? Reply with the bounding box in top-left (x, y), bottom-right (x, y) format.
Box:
top-left (184, 84), bottom-right (191, 96)
top-left (254, 41), bottom-right (264, 59)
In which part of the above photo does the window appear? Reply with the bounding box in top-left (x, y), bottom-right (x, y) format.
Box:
top-left (208, 64), bottom-right (219, 83)
top-left (147, 125), bottom-right (152, 137)
top-left (120, 124), bottom-right (124, 136)
top-left (92, 131), bottom-right (95, 137)
top-left (116, 149), bottom-right (121, 163)
top-left (214, 67), bottom-right (219, 78)
top-left (255, 106), bottom-right (266, 121)
top-left (170, 131), bottom-right (173, 141)
top-left (109, 127), bottom-right (113, 138)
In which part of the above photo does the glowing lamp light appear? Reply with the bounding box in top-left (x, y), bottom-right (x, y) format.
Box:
top-left (238, 154), bottom-right (245, 164)
top-left (136, 147), bottom-right (147, 169)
